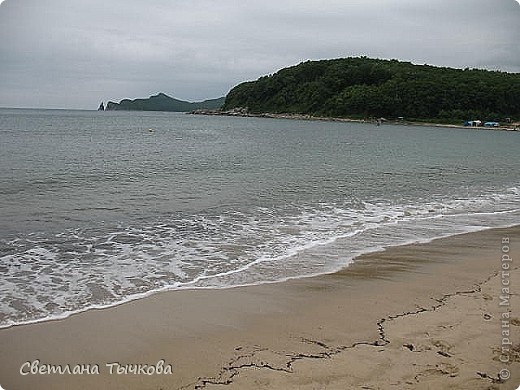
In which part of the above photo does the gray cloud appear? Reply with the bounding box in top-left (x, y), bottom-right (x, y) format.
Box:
top-left (0, 0), bottom-right (519, 109)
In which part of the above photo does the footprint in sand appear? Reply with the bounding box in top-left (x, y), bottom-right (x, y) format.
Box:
top-left (422, 362), bottom-right (459, 377)
top-left (433, 340), bottom-right (454, 356)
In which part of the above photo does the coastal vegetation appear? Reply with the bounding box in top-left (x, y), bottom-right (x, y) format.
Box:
top-left (105, 93), bottom-right (225, 112)
top-left (223, 57), bottom-right (520, 123)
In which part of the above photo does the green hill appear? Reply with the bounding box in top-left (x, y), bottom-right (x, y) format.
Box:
top-left (106, 93), bottom-right (225, 112)
top-left (223, 57), bottom-right (520, 122)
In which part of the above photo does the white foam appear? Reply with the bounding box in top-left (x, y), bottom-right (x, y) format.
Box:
top-left (1, 186), bottom-right (519, 329)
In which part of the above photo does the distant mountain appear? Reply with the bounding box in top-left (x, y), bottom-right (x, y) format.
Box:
top-left (223, 57), bottom-right (520, 122)
top-left (105, 93), bottom-right (225, 112)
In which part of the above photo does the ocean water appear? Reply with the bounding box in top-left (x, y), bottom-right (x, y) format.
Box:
top-left (0, 108), bottom-right (518, 328)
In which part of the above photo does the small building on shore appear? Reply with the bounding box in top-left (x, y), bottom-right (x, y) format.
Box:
top-left (464, 120), bottom-right (482, 127)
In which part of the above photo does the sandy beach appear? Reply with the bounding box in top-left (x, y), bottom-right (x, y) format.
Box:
top-left (0, 226), bottom-right (518, 390)
top-left (191, 110), bottom-right (520, 132)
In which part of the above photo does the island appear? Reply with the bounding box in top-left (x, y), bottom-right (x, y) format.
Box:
top-left (105, 93), bottom-right (225, 112)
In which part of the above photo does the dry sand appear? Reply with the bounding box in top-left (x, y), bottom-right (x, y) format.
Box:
top-left (0, 226), bottom-right (518, 390)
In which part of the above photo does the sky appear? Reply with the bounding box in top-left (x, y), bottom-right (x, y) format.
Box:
top-left (0, 0), bottom-right (519, 109)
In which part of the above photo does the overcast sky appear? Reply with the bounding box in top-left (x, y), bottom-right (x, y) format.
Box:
top-left (0, 0), bottom-right (519, 109)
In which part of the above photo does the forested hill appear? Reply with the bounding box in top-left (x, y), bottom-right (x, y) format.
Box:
top-left (106, 93), bottom-right (225, 112)
top-left (223, 57), bottom-right (520, 122)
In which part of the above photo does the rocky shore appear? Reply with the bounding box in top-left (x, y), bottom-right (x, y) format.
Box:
top-left (190, 108), bottom-right (520, 131)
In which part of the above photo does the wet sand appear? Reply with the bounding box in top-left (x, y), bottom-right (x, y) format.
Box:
top-left (0, 226), bottom-right (518, 389)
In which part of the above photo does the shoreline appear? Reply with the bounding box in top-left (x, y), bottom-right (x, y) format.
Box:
top-left (1, 224), bottom-right (516, 331)
top-left (190, 109), bottom-right (520, 132)
top-left (1, 226), bottom-right (518, 389)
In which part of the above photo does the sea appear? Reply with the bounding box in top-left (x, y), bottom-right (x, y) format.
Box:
top-left (0, 108), bottom-right (518, 328)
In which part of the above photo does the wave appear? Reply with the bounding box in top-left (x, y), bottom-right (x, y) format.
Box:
top-left (0, 186), bottom-right (518, 329)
